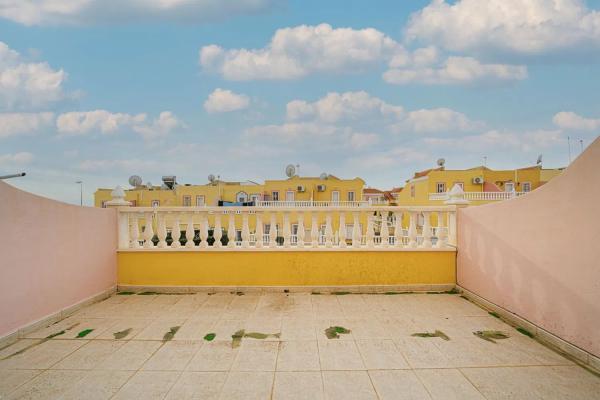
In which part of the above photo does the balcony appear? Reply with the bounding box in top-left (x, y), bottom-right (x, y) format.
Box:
top-left (429, 191), bottom-right (526, 201)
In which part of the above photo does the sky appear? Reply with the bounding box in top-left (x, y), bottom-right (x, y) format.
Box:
top-left (1, 0), bottom-right (599, 205)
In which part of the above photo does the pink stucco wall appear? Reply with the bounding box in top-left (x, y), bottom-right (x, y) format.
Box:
top-left (457, 137), bottom-right (600, 357)
top-left (0, 181), bottom-right (117, 338)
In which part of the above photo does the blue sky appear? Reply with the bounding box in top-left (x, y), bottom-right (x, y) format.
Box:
top-left (1, 0), bottom-right (599, 204)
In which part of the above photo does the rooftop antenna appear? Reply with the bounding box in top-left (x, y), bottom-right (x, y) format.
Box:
top-left (436, 158), bottom-right (445, 167)
top-left (483, 156), bottom-right (487, 167)
top-left (579, 139), bottom-right (584, 154)
top-left (285, 164), bottom-right (296, 178)
top-left (536, 154), bottom-right (543, 165)
top-left (296, 164), bottom-right (300, 176)
top-left (319, 172), bottom-right (328, 180)
top-left (208, 174), bottom-right (216, 184)
top-left (128, 175), bottom-right (142, 187)
top-left (0, 172), bottom-right (26, 180)
top-left (567, 136), bottom-right (572, 164)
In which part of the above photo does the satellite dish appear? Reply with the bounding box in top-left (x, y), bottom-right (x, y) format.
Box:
top-left (208, 174), bottom-right (216, 183)
top-left (437, 158), bottom-right (445, 167)
top-left (319, 173), bottom-right (328, 180)
top-left (128, 175), bottom-right (142, 187)
top-left (285, 164), bottom-right (296, 178)
top-left (536, 154), bottom-right (543, 165)
top-left (146, 181), bottom-right (152, 188)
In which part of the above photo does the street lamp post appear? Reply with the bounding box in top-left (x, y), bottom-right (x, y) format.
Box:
top-left (76, 180), bottom-right (83, 206)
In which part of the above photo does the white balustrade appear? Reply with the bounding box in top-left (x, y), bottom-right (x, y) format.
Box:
top-left (429, 191), bottom-right (525, 201)
top-left (117, 205), bottom-right (458, 251)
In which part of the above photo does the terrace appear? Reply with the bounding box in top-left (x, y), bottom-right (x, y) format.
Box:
top-left (0, 137), bottom-right (599, 399)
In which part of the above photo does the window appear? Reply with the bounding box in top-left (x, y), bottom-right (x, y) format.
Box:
top-left (454, 182), bottom-right (464, 190)
top-left (286, 190), bottom-right (295, 202)
top-left (331, 190), bottom-right (340, 202)
top-left (101, 201), bottom-right (107, 208)
top-left (504, 182), bottom-right (515, 192)
top-left (250, 194), bottom-right (260, 203)
top-left (182, 195), bottom-right (191, 206)
top-left (236, 191), bottom-right (248, 202)
top-left (130, 200), bottom-right (137, 207)
top-left (410, 185), bottom-right (415, 198)
top-left (196, 195), bottom-right (205, 206)
top-left (151, 200), bottom-right (160, 207)
top-left (264, 224), bottom-right (279, 235)
top-left (347, 191), bottom-right (355, 201)
top-left (436, 182), bottom-right (446, 193)
top-left (522, 182), bottom-right (531, 192)
top-left (272, 191), bottom-right (279, 201)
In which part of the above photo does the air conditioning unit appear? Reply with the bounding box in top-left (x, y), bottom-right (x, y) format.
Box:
top-left (316, 184), bottom-right (326, 192)
top-left (472, 176), bottom-right (484, 184)
top-left (297, 185), bottom-right (305, 192)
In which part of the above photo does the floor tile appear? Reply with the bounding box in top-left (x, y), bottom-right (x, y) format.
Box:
top-left (356, 339), bottom-right (409, 370)
top-left (0, 370), bottom-right (41, 397)
top-left (218, 371), bottom-right (274, 400)
top-left (369, 370), bottom-right (431, 400)
top-left (0, 339), bottom-right (86, 370)
top-left (187, 341), bottom-right (239, 371)
top-left (142, 341), bottom-right (202, 371)
top-left (277, 341), bottom-right (320, 371)
top-left (6, 370), bottom-right (87, 400)
top-left (416, 369), bottom-right (484, 399)
top-left (52, 340), bottom-right (125, 370)
top-left (112, 370), bottom-right (181, 400)
top-left (232, 341), bottom-right (279, 371)
top-left (273, 371), bottom-right (324, 400)
top-left (318, 340), bottom-right (365, 370)
top-left (95, 340), bottom-right (162, 370)
top-left (165, 371), bottom-right (227, 400)
top-left (60, 370), bottom-right (133, 400)
top-left (322, 371), bottom-right (377, 400)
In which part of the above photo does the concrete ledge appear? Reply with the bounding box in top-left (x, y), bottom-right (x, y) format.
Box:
top-left (117, 283), bottom-right (456, 294)
top-left (458, 285), bottom-right (600, 374)
top-left (118, 250), bottom-right (456, 287)
top-left (0, 286), bottom-right (116, 350)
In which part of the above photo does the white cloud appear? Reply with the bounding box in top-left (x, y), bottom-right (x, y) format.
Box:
top-left (384, 56), bottom-right (527, 85)
top-left (0, 112), bottom-right (54, 138)
top-left (77, 158), bottom-right (159, 172)
top-left (200, 23), bottom-right (401, 80)
top-left (0, 151), bottom-right (34, 165)
top-left (553, 111), bottom-right (600, 131)
top-left (56, 110), bottom-right (183, 140)
top-left (423, 129), bottom-right (564, 152)
top-left (204, 88), bottom-right (249, 113)
top-left (286, 91), bottom-right (403, 122)
top-left (350, 132), bottom-right (379, 149)
top-left (350, 147), bottom-right (429, 170)
top-left (396, 108), bottom-right (483, 133)
top-left (245, 122), bottom-right (339, 140)
top-left (0, 42), bottom-right (67, 110)
top-left (405, 0), bottom-right (600, 55)
top-left (0, 0), bottom-right (280, 26)
top-left (56, 110), bottom-right (146, 135)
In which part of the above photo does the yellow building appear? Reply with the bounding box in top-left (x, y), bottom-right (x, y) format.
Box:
top-left (396, 165), bottom-right (564, 206)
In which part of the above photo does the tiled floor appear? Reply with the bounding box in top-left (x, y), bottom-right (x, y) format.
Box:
top-left (1, 292), bottom-right (599, 399)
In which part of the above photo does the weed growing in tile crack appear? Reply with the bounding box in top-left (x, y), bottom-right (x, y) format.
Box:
top-left (244, 332), bottom-right (281, 340)
top-left (516, 327), bottom-right (534, 338)
top-left (473, 330), bottom-right (509, 343)
top-left (3, 323), bottom-right (80, 360)
top-left (117, 291), bottom-right (135, 295)
top-left (114, 328), bottom-right (132, 340)
top-left (325, 326), bottom-right (351, 339)
top-left (488, 311), bottom-right (501, 319)
top-left (332, 292), bottom-right (351, 295)
top-left (445, 288), bottom-right (460, 294)
top-left (411, 330), bottom-right (450, 341)
top-left (76, 329), bottom-right (94, 338)
top-left (163, 326), bottom-right (180, 341)
top-left (204, 333), bottom-right (216, 341)
top-left (232, 329), bottom-right (245, 348)
top-left (138, 291), bottom-right (159, 295)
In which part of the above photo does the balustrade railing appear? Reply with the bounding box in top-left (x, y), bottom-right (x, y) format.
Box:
top-left (115, 205), bottom-right (457, 251)
top-left (255, 200), bottom-right (369, 207)
top-left (429, 191), bottom-right (525, 201)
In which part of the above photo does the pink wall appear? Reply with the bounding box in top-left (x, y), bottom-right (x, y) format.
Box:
top-left (0, 181), bottom-right (117, 338)
top-left (458, 137), bottom-right (600, 357)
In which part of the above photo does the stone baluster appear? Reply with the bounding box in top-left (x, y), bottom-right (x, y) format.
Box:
top-left (352, 212), bottom-right (361, 248)
top-left (199, 212), bottom-right (209, 249)
top-left (435, 211), bottom-right (448, 248)
top-left (241, 212), bottom-right (250, 248)
top-left (170, 213), bottom-right (180, 248)
top-left (365, 213), bottom-right (375, 248)
top-left (421, 211), bottom-right (432, 248)
top-left (255, 213), bottom-right (263, 248)
top-left (394, 211), bottom-right (403, 248)
top-left (297, 213), bottom-right (305, 248)
top-left (228, 212), bottom-right (236, 248)
top-left (380, 211), bottom-right (389, 248)
top-left (185, 213), bottom-right (195, 248)
top-left (143, 212), bottom-right (154, 248)
top-left (338, 212), bottom-right (347, 248)
top-left (213, 212), bottom-right (222, 248)
top-left (130, 213), bottom-right (140, 249)
top-left (269, 212), bottom-right (277, 248)
top-left (157, 213), bottom-right (168, 248)
top-left (310, 213), bottom-right (319, 248)
top-left (282, 212), bottom-right (291, 248)
top-left (447, 209), bottom-right (457, 246)
top-left (324, 212), bottom-right (333, 248)
top-left (407, 212), bottom-right (417, 248)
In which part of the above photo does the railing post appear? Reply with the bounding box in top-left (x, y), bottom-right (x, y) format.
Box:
top-left (407, 212), bottom-right (417, 248)
top-left (435, 211), bottom-right (447, 248)
top-left (421, 211), bottom-right (432, 248)
top-left (394, 211), bottom-right (403, 248)
top-left (170, 213), bottom-right (180, 248)
top-left (228, 212), bottom-right (236, 248)
top-left (338, 212), bottom-right (347, 248)
top-left (365, 212), bottom-right (375, 248)
top-left (282, 212), bottom-right (291, 248)
top-left (447, 208), bottom-right (457, 247)
top-left (269, 212), bottom-right (278, 247)
top-left (130, 213), bottom-right (140, 249)
top-left (213, 212), bottom-right (222, 248)
top-left (157, 212), bottom-right (168, 248)
top-left (297, 213), bottom-right (305, 248)
top-left (352, 212), bottom-right (361, 248)
top-left (325, 212), bottom-right (333, 248)
top-left (185, 213), bottom-right (195, 248)
top-left (310, 212), bottom-right (319, 248)
top-left (105, 186), bottom-right (132, 250)
top-left (199, 212), bottom-right (209, 249)
top-left (255, 213), bottom-right (263, 248)
top-left (380, 211), bottom-right (389, 248)
top-left (241, 212), bottom-right (250, 248)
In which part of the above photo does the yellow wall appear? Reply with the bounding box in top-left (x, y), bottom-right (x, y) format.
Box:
top-left (117, 250), bottom-right (456, 287)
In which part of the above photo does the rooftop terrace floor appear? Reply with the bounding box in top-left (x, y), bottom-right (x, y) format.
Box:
top-left (1, 292), bottom-right (598, 399)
